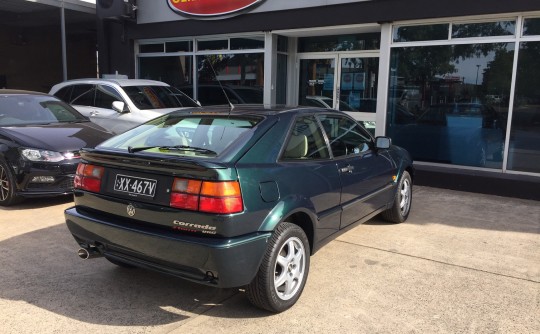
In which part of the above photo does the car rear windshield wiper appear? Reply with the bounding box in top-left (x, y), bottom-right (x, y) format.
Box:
top-left (127, 145), bottom-right (217, 155)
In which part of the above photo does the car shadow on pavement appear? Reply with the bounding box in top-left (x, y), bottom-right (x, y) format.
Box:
top-left (0, 224), bottom-right (268, 327)
top-left (0, 195), bottom-right (73, 211)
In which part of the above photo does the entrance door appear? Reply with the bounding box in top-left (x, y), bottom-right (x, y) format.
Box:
top-left (298, 54), bottom-right (379, 129)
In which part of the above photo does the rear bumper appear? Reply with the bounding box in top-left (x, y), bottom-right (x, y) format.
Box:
top-left (65, 207), bottom-right (271, 288)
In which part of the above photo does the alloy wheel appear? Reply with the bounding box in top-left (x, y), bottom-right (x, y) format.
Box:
top-left (273, 236), bottom-right (306, 301)
top-left (0, 164), bottom-right (10, 202)
top-left (399, 178), bottom-right (411, 216)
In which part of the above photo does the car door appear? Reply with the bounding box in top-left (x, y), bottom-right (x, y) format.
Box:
top-left (318, 114), bottom-right (396, 229)
top-left (280, 115), bottom-right (342, 241)
top-left (67, 84), bottom-right (96, 117)
top-left (90, 84), bottom-right (128, 133)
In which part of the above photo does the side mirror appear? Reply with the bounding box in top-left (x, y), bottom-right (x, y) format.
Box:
top-left (112, 101), bottom-right (129, 113)
top-left (375, 136), bottom-right (391, 149)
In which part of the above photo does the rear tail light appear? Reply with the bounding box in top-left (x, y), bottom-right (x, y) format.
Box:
top-left (170, 178), bottom-right (243, 214)
top-left (74, 163), bottom-right (104, 193)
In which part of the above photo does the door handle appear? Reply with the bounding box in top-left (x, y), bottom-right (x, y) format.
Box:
top-left (339, 165), bottom-right (354, 173)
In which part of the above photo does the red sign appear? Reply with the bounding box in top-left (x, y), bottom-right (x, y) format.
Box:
top-left (168, 0), bottom-right (265, 17)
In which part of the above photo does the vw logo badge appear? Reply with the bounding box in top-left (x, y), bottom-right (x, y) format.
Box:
top-left (126, 204), bottom-right (136, 217)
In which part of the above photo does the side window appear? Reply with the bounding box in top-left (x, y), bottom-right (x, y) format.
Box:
top-left (282, 116), bottom-right (330, 160)
top-left (70, 84), bottom-right (95, 106)
top-left (318, 114), bottom-right (372, 158)
top-left (95, 85), bottom-right (123, 109)
top-left (53, 86), bottom-right (73, 103)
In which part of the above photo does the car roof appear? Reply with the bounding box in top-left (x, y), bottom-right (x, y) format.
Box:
top-left (54, 78), bottom-right (170, 87)
top-left (0, 89), bottom-right (49, 96)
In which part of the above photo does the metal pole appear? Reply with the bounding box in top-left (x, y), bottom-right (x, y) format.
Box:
top-left (61, 2), bottom-right (67, 81)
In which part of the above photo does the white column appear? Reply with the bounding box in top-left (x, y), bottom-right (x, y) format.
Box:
top-left (375, 23), bottom-right (393, 137)
top-left (264, 32), bottom-right (277, 106)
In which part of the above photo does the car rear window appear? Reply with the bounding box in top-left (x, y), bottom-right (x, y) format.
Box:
top-left (98, 113), bottom-right (263, 157)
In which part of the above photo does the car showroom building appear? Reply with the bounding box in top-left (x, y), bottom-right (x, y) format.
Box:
top-left (97, 0), bottom-right (540, 194)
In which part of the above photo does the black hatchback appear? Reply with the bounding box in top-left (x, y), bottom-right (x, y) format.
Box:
top-left (0, 90), bottom-right (113, 205)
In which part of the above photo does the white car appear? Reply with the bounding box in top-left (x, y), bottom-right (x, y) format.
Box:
top-left (49, 79), bottom-right (200, 134)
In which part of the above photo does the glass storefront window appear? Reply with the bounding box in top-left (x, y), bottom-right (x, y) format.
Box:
top-left (387, 43), bottom-right (514, 168)
top-left (393, 24), bottom-right (449, 42)
top-left (194, 54), bottom-right (264, 105)
top-left (507, 41), bottom-right (540, 173)
top-left (198, 39), bottom-right (228, 51)
top-left (452, 21), bottom-right (516, 38)
top-left (230, 37), bottom-right (264, 50)
top-left (298, 33), bottom-right (380, 52)
top-left (339, 57), bottom-right (378, 113)
top-left (166, 41), bottom-right (192, 53)
top-left (523, 18), bottom-right (540, 36)
top-left (277, 35), bottom-right (288, 53)
top-left (140, 43), bottom-right (164, 53)
top-left (138, 56), bottom-right (193, 88)
top-left (298, 58), bottom-right (335, 107)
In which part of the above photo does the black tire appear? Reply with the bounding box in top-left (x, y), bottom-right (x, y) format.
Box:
top-left (0, 160), bottom-right (23, 206)
top-left (106, 257), bottom-right (136, 268)
top-left (246, 222), bottom-right (310, 313)
top-left (381, 170), bottom-right (412, 223)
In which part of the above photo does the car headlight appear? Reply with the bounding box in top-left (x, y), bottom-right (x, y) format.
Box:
top-left (20, 149), bottom-right (65, 162)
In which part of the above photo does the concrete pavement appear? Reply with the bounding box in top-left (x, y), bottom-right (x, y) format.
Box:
top-left (0, 187), bottom-right (538, 333)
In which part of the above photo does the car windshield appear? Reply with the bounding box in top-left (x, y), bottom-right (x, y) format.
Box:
top-left (122, 85), bottom-right (199, 110)
top-left (0, 95), bottom-right (87, 126)
top-left (99, 113), bottom-right (262, 157)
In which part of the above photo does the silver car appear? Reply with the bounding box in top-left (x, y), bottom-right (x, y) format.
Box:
top-left (49, 79), bottom-right (200, 134)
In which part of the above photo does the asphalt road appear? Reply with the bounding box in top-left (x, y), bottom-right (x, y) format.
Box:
top-left (0, 186), bottom-right (538, 334)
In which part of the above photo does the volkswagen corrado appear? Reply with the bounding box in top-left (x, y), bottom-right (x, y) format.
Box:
top-left (64, 106), bottom-right (414, 312)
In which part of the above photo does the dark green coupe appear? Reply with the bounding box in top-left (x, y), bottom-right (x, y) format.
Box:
top-left (65, 106), bottom-right (413, 312)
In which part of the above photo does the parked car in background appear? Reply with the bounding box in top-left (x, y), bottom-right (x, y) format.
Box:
top-left (0, 90), bottom-right (113, 205)
top-left (179, 84), bottom-right (263, 106)
top-left (65, 105), bottom-right (413, 312)
top-left (50, 79), bottom-right (200, 134)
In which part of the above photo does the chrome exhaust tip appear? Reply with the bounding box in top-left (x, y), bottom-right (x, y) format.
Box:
top-left (77, 246), bottom-right (102, 260)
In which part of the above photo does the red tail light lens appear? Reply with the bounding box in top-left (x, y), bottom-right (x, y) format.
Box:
top-left (74, 163), bottom-right (104, 193)
top-left (170, 178), bottom-right (243, 214)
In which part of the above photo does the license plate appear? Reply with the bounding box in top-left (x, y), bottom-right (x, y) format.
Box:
top-left (113, 174), bottom-right (157, 198)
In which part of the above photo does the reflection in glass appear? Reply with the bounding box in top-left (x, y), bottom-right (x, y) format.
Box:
top-left (140, 43), bottom-right (164, 53)
top-left (393, 24), bottom-right (449, 42)
top-left (508, 42), bottom-right (540, 173)
top-left (230, 37), bottom-right (264, 50)
top-left (194, 54), bottom-right (264, 105)
top-left (298, 59), bottom-right (335, 108)
top-left (452, 21), bottom-right (515, 38)
top-left (166, 41), bottom-right (192, 53)
top-left (523, 18), bottom-right (540, 36)
top-left (139, 56), bottom-right (193, 88)
top-left (198, 39), bottom-right (228, 51)
top-left (298, 33), bottom-right (379, 52)
top-left (387, 43), bottom-right (514, 168)
top-left (339, 57), bottom-right (378, 113)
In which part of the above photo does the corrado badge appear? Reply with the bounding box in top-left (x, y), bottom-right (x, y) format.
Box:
top-left (167, 0), bottom-right (265, 17)
top-left (173, 220), bottom-right (217, 234)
